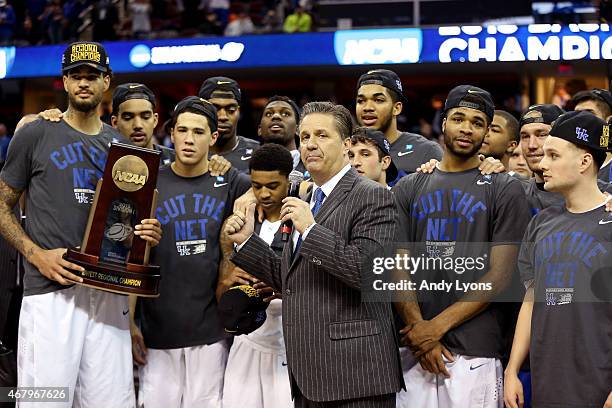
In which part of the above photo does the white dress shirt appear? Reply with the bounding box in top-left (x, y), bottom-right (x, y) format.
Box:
top-left (291, 164), bottom-right (352, 248)
top-left (258, 219), bottom-right (282, 246)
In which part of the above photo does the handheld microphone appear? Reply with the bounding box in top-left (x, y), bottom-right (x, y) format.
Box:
top-left (281, 170), bottom-right (304, 242)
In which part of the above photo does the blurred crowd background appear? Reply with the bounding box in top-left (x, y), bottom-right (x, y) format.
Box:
top-left (0, 0), bottom-right (611, 45)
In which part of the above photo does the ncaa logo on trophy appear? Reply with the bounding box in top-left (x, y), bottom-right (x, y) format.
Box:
top-left (64, 143), bottom-right (162, 297)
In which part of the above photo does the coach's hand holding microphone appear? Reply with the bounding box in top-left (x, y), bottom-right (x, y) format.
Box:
top-left (281, 171), bottom-right (305, 241)
top-left (279, 169), bottom-right (316, 238)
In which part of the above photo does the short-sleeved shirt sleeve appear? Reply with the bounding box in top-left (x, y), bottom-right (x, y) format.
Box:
top-left (518, 217), bottom-right (538, 284)
top-left (492, 177), bottom-right (531, 245)
top-left (0, 119), bottom-right (41, 190)
top-left (231, 171), bottom-right (251, 199)
top-left (391, 173), bottom-right (416, 245)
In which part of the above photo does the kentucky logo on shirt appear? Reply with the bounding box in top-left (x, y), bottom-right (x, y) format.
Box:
top-left (49, 142), bottom-right (107, 205)
top-left (156, 193), bottom-right (225, 257)
top-left (398, 144), bottom-right (414, 157)
top-left (534, 230), bottom-right (607, 306)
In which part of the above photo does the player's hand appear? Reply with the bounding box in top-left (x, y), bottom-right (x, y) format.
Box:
top-left (234, 189), bottom-right (264, 223)
top-left (603, 193), bottom-right (612, 213)
top-left (135, 218), bottom-right (162, 247)
top-left (417, 342), bottom-right (453, 377)
top-left (209, 154), bottom-right (232, 177)
top-left (38, 108), bottom-right (63, 122)
top-left (253, 281), bottom-right (282, 302)
top-left (130, 323), bottom-right (148, 366)
top-left (225, 202), bottom-right (256, 245)
top-left (225, 266), bottom-right (258, 287)
top-left (478, 155), bottom-right (505, 174)
top-left (503, 372), bottom-right (524, 408)
top-left (400, 319), bottom-right (446, 357)
top-left (416, 159), bottom-right (439, 174)
top-left (31, 248), bottom-right (84, 285)
top-left (217, 264), bottom-right (258, 301)
top-left (603, 391), bottom-right (612, 408)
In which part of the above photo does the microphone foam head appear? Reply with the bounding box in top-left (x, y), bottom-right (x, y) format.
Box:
top-left (288, 170), bottom-right (304, 185)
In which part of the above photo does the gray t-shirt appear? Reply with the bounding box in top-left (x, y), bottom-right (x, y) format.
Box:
top-left (390, 132), bottom-right (443, 177)
top-left (521, 177), bottom-right (612, 216)
top-left (219, 135), bottom-right (260, 173)
top-left (0, 119), bottom-right (127, 296)
top-left (519, 204), bottom-right (612, 408)
top-left (139, 165), bottom-right (250, 349)
top-left (521, 178), bottom-right (565, 216)
top-left (393, 168), bottom-right (531, 358)
top-left (598, 161), bottom-right (611, 183)
top-left (154, 144), bottom-right (175, 166)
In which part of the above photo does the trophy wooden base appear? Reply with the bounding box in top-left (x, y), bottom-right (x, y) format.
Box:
top-left (65, 248), bottom-right (161, 297)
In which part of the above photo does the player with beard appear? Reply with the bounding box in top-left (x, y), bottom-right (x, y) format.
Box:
top-left (393, 85), bottom-right (530, 408)
top-left (258, 95), bottom-right (307, 175)
top-left (132, 97), bottom-right (251, 408)
top-left (0, 42), bottom-right (162, 407)
top-left (572, 89), bottom-right (612, 182)
top-left (199, 76), bottom-right (259, 173)
top-left (504, 111), bottom-right (612, 408)
top-left (356, 69), bottom-right (443, 179)
top-left (479, 110), bottom-right (519, 170)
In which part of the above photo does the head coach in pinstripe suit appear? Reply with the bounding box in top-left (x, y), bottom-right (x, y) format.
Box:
top-left (225, 102), bottom-right (404, 407)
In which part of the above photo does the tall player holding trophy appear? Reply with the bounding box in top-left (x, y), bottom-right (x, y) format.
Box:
top-left (0, 42), bottom-right (161, 407)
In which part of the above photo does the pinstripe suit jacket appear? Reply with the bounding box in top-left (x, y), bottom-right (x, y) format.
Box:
top-left (231, 168), bottom-right (404, 402)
